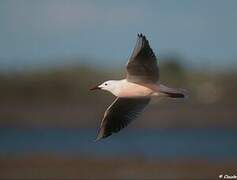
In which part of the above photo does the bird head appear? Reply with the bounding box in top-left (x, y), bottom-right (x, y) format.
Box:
top-left (90, 80), bottom-right (116, 92)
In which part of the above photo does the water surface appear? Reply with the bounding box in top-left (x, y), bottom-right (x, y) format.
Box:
top-left (0, 128), bottom-right (236, 161)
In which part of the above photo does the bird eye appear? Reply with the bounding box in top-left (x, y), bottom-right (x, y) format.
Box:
top-left (105, 83), bottom-right (108, 86)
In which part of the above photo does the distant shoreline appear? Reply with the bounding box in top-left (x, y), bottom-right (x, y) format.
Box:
top-left (0, 155), bottom-right (236, 179)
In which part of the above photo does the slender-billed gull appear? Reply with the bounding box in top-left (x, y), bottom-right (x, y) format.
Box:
top-left (90, 34), bottom-right (187, 141)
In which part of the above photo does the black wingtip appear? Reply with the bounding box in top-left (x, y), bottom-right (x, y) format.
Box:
top-left (94, 136), bottom-right (102, 142)
top-left (94, 127), bottom-right (107, 142)
top-left (137, 33), bottom-right (144, 37)
top-left (94, 129), bottom-right (103, 142)
top-left (95, 128), bottom-right (112, 142)
top-left (137, 33), bottom-right (147, 41)
top-left (94, 134), bottom-right (108, 142)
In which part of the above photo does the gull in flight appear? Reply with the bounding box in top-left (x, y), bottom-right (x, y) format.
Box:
top-left (91, 34), bottom-right (186, 141)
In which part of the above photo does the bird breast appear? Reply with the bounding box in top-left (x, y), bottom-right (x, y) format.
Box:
top-left (117, 80), bottom-right (158, 98)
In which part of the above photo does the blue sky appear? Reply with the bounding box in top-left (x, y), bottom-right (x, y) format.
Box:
top-left (0, 0), bottom-right (237, 70)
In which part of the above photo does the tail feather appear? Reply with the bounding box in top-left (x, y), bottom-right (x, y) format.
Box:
top-left (159, 84), bottom-right (187, 99)
top-left (162, 91), bottom-right (185, 98)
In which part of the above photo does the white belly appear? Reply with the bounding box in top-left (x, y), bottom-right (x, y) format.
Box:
top-left (117, 81), bottom-right (154, 98)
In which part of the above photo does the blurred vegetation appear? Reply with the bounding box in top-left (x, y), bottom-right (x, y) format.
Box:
top-left (0, 65), bottom-right (120, 104)
top-left (0, 56), bottom-right (235, 104)
top-left (0, 56), bottom-right (236, 127)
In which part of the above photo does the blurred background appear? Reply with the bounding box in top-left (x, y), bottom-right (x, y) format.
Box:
top-left (0, 0), bottom-right (237, 179)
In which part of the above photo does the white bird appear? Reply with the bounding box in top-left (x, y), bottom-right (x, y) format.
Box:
top-left (90, 34), bottom-right (186, 141)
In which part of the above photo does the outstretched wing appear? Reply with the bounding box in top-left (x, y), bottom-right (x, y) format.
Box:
top-left (126, 33), bottom-right (159, 84)
top-left (96, 97), bottom-right (150, 141)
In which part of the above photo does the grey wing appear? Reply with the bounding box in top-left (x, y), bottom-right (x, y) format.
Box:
top-left (96, 97), bottom-right (150, 141)
top-left (126, 33), bottom-right (159, 84)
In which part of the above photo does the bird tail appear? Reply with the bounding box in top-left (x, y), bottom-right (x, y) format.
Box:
top-left (159, 84), bottom-right (188, 98)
